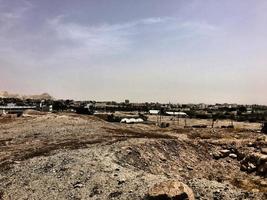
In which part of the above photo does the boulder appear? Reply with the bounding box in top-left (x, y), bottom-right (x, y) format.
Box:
top-left (229, 154), bottom-right (237, 159)
top-left (219, 149), bottom-right (230, 157)
top-left (212, 149), bottom-right (230, 160)
top-left (147, 180), bottom-right (195, 200)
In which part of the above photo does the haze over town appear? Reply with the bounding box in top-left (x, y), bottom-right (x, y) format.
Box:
top-left (1, 0), bottom-right (267, 104)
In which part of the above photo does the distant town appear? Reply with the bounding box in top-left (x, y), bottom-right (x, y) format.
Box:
top-left (1, 92), bottom-right (267, 124)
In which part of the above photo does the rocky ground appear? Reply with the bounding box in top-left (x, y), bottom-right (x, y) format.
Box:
top-left (0, 113), bottom-right (266, 200)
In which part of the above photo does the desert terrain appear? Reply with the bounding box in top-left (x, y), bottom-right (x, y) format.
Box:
top-left (0, 112), bottom-right (266, 200)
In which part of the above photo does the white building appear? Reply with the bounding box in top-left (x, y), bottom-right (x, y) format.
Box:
top-left (166, 111), bottom-right (188, 117)
top-left (149, 110), bottom-right (160, 115)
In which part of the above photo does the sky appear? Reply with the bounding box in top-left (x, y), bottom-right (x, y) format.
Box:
top-left (0, 0), bottom-right (267, 104)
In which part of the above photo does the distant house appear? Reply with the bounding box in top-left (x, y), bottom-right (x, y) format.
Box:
top-left (166, 111), bottom-right (188, 117)
top-left (120, 118), bottom-right (144, 124)
top-left (149, 110), bottom-right (160, 115)
top-left (0, 104), bottom-right (36, 116)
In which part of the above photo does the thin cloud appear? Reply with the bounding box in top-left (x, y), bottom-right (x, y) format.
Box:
top-left (0, 0), bottom-right (32, 33)
top-left (45, 16), bottom-right (219, 59)
top-left (46, 16), bottom-right (174, 57)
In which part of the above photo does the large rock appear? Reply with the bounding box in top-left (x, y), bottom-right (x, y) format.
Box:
top-left (219, 149), bottom-right (230, 157)
top-left (229, 153), bottom-right (237, 159)
top-left (147, 180), bottom-right (195, 200)
top-left (212, 149), bottom-right (230, 160)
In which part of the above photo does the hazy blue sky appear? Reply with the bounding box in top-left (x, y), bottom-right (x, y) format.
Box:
top-left (1, 0), bottom-right (267, 104)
